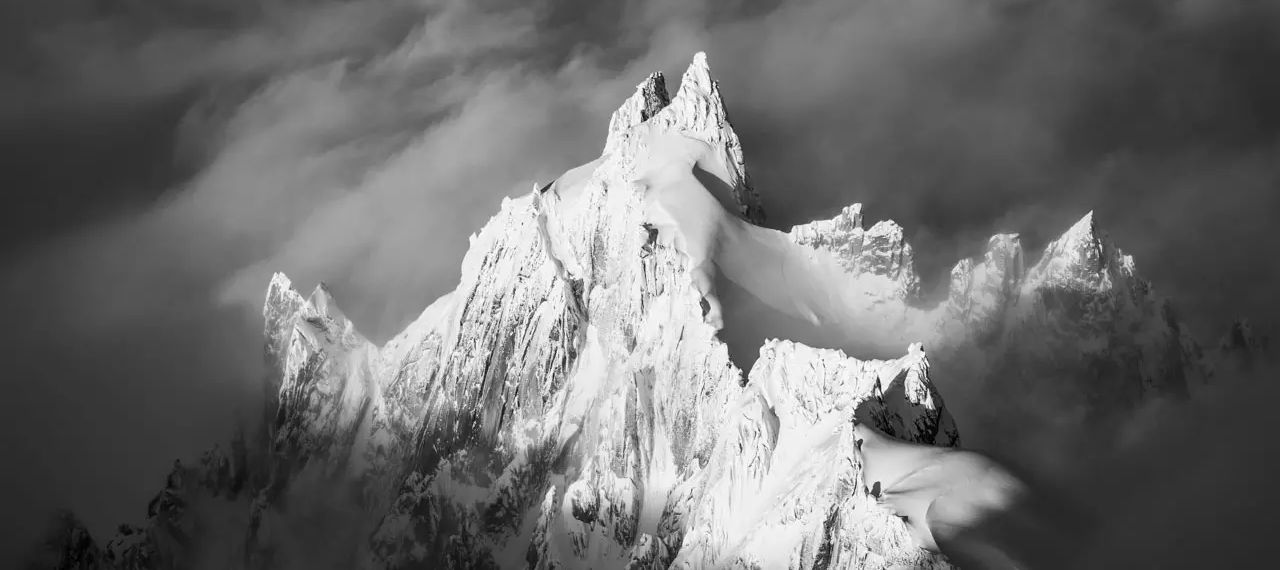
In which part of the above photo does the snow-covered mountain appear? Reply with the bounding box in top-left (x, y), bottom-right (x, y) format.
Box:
top-left (30, 52), bottom-right (1261, 570)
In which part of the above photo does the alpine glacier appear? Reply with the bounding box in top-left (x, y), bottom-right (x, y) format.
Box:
top-left (30, 52), bottom-right (1258, 570)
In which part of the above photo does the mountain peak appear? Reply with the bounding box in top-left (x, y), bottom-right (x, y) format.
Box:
top-left (663, 51), bottom-right (728, 135)
top-left (792, 204), bottom-right (865, 240)
top-left (1057, 210), bottom-right (1100, 252)
top-left (637, 72), bottom-right (669, 120)
top-left (307, 282), bottom-right (345, 322)
top-left (906, 341), bottom-right (925, 358)
top-left (678, 51), bottom-right (715, 97)
top-left (1047, 211), bottom-right (1102, 265)
top-left (601, 52), bottom-right (764, 222)
top-left (790, 205), bottom-right (920, 300)
top-left (268, 271), bottom-right (293, 295)
top-left (649, 52), bottom-right (765, 222)
top-left (604, 72), bottom-right (671, 156)
top-left (1025, 210), bottom-right (1135, 293)
top-left (263, 272), bottom-right (307, 363)
top-left (936, 231), bottom-right (1026, 336)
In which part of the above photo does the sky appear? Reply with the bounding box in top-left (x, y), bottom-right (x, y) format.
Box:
top-left (2, 0), bottom-right (1279, 563)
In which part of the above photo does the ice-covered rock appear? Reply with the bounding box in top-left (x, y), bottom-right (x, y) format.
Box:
top-left (645, 52), bottom-right (765, 224)
top-left (790, 204), bottom-right (921, 302)
top-left (671, 340), bottom-right (957, 570)
top-left (605, 73), bottom-right (670, 160)
top-left (266, 277), bottom-right (385, 482)
top-left (937, 233), bottom-right (1024, 340)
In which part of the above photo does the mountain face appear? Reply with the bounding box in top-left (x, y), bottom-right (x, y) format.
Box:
top-left (36, 53), bottom-right (1253, 570)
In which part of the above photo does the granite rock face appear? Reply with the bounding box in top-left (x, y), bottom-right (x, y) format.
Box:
top-left (41, 52), bottom-right (1229, 570)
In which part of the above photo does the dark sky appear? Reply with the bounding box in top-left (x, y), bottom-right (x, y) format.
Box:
top-left (2, 0), bottom-right (1279, 562)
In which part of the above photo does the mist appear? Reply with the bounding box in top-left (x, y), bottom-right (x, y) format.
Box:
top-left (972, 364), bottom-right (1280, 569)
top-left (3, 0), bottom-right (1280, 563)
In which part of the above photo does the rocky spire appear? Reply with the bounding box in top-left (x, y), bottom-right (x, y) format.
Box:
top-left (646, 52), bottom-right (766, 223)
top-left (942, 233), bottom-right (1025, 334)
top-left (1024, 211), bottom-right (1141, 295)
top-left (604, 72), bottom-right (670, 157)
top-left (790, 203), bottom-right (921, 301)
top-left (306, 282), bottom-right (346, 323)
top-left (790, 203), bottom-right (864, 244)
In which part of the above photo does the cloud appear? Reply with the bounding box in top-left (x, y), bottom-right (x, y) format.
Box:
top-left (1070, 372), bottom-right (1280, 568)
top-left (0, 0), bottom-right (432, 253)
top-left (0, 0), bottom-right (430, 115)
top-left (982, 365), bottom-right (1280, 568)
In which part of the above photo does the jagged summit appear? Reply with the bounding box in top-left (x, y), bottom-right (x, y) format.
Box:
top-left (1025, 210), bottom-right (1141, 295)
top-left (1043, 211), bottom-right (1103, 264)
top-left (307, 282), bottom-right (346, 322)
top-left (935, 232), bottom-right (1025, 338)
top-left (267, 274), bottom-right (364, 349)
top-left (789, 204), bottom-right (864, 242)
top-left (605, 52), bottom-right (765, 223)
top-left (604, 72), bottom-right (670, 157)
top-left (661, 52), bottom-right (765, 223)
top-left (637, 73), bottom-right (669, 121)
top-left (682, 51), bottom-right (715, 94)
top-left (1066, 209), bottom-right (1096, 238)
top-left (268, 271), bottom-right (293, 294)
top-left (790, 204), bottom-right (921, 301)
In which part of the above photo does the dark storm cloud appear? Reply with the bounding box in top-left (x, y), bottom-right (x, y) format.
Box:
top-left (1068, 370), bottom-right (1280, 568)
top-left (972, 365), bottom-right (1280, 568)
top-left (2, 0), bottom-right (1279, 563)
top-left (0, 0), bottom-right (430, 252)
